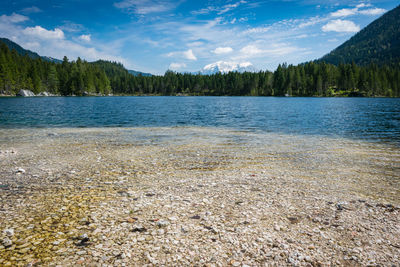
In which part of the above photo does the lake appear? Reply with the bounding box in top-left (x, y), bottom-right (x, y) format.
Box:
top-left (1, 98), bottom-right (400, 266)
top-left (0, 96), bottom-right (399, 145)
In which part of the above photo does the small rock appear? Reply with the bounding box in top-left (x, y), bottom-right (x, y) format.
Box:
top-left (131, 224), bottom-right (147, 233)
top-left (2, 237), bottom-right (12, 247)
top-left (76, 250), bottom-right (87, 256)
top-left (231, 260), bottom-right (240, 266)
top-left (79, 233), bottom-right (89, 240)
top-left (4, 229), bottom-right (14, 237)
top-left (16, 168), bottom-right (25, 173)
top-left (75, 233), bottom-right (89, 246)
top-left (288, 216), bottom-right (300, 224)
top-left (157, 220), bottom-right (169, 228)
top-left (190, 215), bottom-right (201, 220)
top-left (18, 247), bottom-right (31, 254)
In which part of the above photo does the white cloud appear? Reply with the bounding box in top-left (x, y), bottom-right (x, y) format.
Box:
top-left (359, 8), bottom-right (386, 15)
top-left (330, 4), bottom-right (386, 18)
top-left (191, 6), bottom-right (216, 15)
top-left (59, 21), bottom-right (85, 33)
top-left (234, 43), bottom-right (302, 61)
top-left (294, 34), bottom-right (308, 39)
top-left (322, 19), bottom-right (360, 33)
top-left (188, 41), bottom-right (205, 47)
top-left (243, 26), bottom-right (271, 34)
top-left (183, 49), bottom-right (197, 60)
top-left (331, 8), bottom-right (357, 17)
top-left (213, 47), bottom-right (233, 54)
top-left (218, 1), bottom-right (247, 15)
top-left (166, 49), bottom-right (197, 61)
top-left (79, 34), bottom-right (91, 42)
top-left (356, 3), bottom-right (371, 9)
top-left (240, 45), bottom-right (263, 56)
top-left (20, 6), bottom-right (42, 14)
top-left (0, 19), bottom-right (131, 68)
top-left (297, 16), bottom-right (325, 29)
top-left (169, 62), bottom-right (186, 69)
top-left (23, 26), bottom-right (65, 40)
top-left (114, 0), bottom-right (180, 15)
top-left (191, 1), bottom-right (247, 16)
top-left (0, 13), bottom-right (29, 23)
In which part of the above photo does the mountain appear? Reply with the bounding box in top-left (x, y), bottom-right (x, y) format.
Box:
top-left (0, 37), bottom-right (152, 75)
top-left (319, 5), bottom-right (400, 66)
top-left (0, 37), bottom-right (41, 59)
top-left (128, 70), bottom-right (152, 77)
top-left (0, 37), bottom-right (62, 63)
top-left (199, 61), bottom-right (257, 75)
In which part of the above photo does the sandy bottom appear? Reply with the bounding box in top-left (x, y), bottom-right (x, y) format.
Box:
top-left (0, 127), bottom-right (399, 266)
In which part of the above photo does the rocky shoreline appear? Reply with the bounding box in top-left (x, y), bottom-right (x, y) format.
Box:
top-left (0, 128), bottom-right (399, 266)
top-left (0, 89), bottom-right (113, 97)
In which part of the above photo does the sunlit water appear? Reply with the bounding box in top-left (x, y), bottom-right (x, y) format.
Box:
top-left (0, 96), bottom-right (399, 146)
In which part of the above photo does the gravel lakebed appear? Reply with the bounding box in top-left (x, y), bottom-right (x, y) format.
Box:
top-left (0, 127), bottom-right (399, 266)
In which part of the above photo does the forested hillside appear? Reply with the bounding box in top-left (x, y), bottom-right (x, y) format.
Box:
top-left (320, 5), bottom-right (400, 65)
top-left (1, 41), bottom-right (399, 97)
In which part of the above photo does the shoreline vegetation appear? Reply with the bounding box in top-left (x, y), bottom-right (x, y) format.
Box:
top-left (1, 93), bottom-right (398, 98)
top-left (1, 43), bottom-right (400, 98)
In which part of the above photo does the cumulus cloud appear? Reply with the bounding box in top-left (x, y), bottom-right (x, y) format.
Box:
top-left (331, 8), bottom-right (357, 17)
top-left (233, 43), bottom-right (302, 61)
top-left (359, 8), bottom-right (386, 15)
top-left (0, 13), bottom-right (29, 23)
top-left (79, 34), bottom-right (91, 42)
top-left (213, 47), bottom-right (233, 54)
top-left (0, 18), bottom-right (131, 67)
top-left (322, 19), bottom-right (360, 33)
top-left (183, 49), bottom-right (197, 60)
top-left (240, 45), bottom-right (263, 56)
top-left (167, 49), bottom-right (197, 60)
top-left (169, 62), bottom-right (186, 69)
top-left (23, 26), bottom-right (65, 40)
top-left (330, 4), bottom-right (386, 18)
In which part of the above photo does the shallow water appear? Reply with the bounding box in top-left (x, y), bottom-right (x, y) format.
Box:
top-left (0, 96), bottom-right (399, 145)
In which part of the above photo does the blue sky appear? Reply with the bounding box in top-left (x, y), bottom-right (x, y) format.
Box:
top-left (0, 0), bottom-right (398, 74)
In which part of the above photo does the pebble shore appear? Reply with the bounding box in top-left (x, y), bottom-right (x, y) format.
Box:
top-left (0, 127), bottom-right (399, 266)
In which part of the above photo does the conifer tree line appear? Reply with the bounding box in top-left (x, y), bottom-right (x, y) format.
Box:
top-left (1, 42), bottom-right (399, 97)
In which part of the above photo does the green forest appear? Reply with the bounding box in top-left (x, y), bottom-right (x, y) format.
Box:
top-left (1, 42), bottom-right (399, 97)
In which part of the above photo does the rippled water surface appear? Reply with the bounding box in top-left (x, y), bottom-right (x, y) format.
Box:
top-left (0, 96), bottom-right (399, 145)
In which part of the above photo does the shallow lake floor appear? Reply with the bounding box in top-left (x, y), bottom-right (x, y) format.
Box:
top-left (0, 127), bottom-right (399, 266)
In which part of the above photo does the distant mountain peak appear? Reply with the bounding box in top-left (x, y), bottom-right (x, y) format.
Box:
top-left (200, 61), bottom-right (257, 74)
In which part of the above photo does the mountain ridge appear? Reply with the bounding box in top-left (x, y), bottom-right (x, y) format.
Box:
top-left (319, 5), bottom-right (400, 66)
top-left (0, 37), bottom-right (152, 76)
